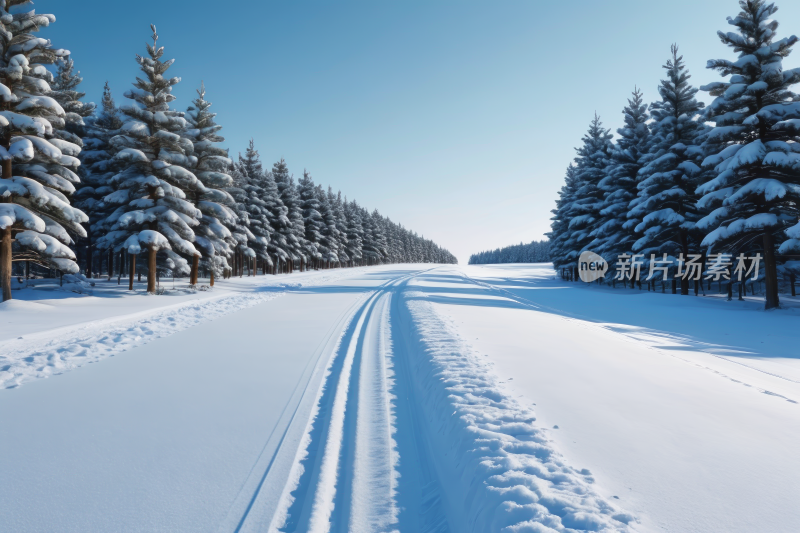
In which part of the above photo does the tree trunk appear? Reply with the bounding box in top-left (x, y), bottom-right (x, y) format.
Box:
top-left (86, 229), bottom-right (93, 279)
top-left (190, 254), bottom-right (199, 286)
top-left (129, 253), bottom-right (136, 291)
top-left (107, 248), bottom-right (113, 281)
top-left (1, 226), bottom-right (11, 302)
top-left (679, 231), bottom-right (690, 295)
top-left (672, 278), bottom-right (677, 294)
top-left (147, 247), bottom-right (156, 293)
top-left (791, 273), bottom-right (796, 297)
top-left (763, 232), bottom-right (779, 309)
top-left (210, 267), bottom-right (215, 287)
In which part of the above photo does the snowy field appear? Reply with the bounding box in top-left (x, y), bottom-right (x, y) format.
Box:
top-left (1, 264), bottom-right (798, 532)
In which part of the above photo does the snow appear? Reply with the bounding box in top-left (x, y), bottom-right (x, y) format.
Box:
top-left (2, 264), bottom-right (799, 532)
top-left (449, 264), bottom-right (800, 533)
top-left (0, 202), bottom-right (44, 231)
top-left (15, 95), bottom-right (65, 117)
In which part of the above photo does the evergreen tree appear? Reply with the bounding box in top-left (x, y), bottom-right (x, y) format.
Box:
top-left (469, 240), bottom-right (550, 264)
top-left (0, 5), bottom-right (88, 301)
top-left (345, 199), bottom-right (364, 266)
top-left (369, 209), bottom-right (389, 264)
top-left (76, 82), bottom-right (124, 278)
top-left (272, 158), bottom-right (306, 271)
top-left (593, 88), bottom-right (651, 265)
top-left (298, 170), bottom-right (323, 266)
top-left (225, 161), bottom-right (256, 276)
top-left (184, 82), bottom-right (238, 284)
top-left (696, 0), bottom-right (800, 309)
top-left (632, 45), bottom-right (708, 294)
top-left (50, 57), bottom-right (95, 141)
top-left (561, 114), bottom-right (613, 270)
top-left (318, 185), bottom-right (339, 266)
top-left (259, 169), bottom-right (289, 272)
top-left (332, 189), bottom-right (349, 266)
top-left (238, 139), bottom-right (262, 182)
top-left (97, 25), bottom-right (203, 293)
top-left (548, 165), bottom-right (579, 275)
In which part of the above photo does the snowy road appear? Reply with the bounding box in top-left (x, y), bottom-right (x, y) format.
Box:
top-left (2, 264), bottom-right (798, 532)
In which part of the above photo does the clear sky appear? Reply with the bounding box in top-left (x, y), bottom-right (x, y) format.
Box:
top-left (38, 0), bottom-right (800, 264)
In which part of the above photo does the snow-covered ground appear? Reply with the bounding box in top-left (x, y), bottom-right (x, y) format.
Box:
top-left (1, 264), bottom-right (797, 532)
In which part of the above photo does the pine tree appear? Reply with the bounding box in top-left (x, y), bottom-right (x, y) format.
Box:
top-left (50, 57), bottom-right (95, 140)
top-left (97, 25), bottom-right (203, 293)
top-left (238, 139), bottom-right (263, 182)
top-left (345, 199), bottom-right (364, 266)
top-left (560, 115), bottom-right (613, 272)
top-left (75, 82), bottom-right (123, 277)
top-left (259, 169), bottom-right (289, 272)
top-left (233, 142), bottom-right (273, 273)
top-left (332, 189), bottom-right (349, 266)
top-left (369, 209), bottom-right (389, 264)
top-left (298, 170), bottom-right (323, 267)
top-left (0, 5), bottom-right (88, 301)
top-left (272, 158), bottom-right (306, 271)
top-left (593, 88), bottom-right (651, 265)
top-left (548, 165), bottom-right (579, 277)
top-left (184, 82), bottom-right (238, 285)
top-left (225, 161), bottom-right (256, 277)
top-left (318, 185), bottom-right (339, 266)
top-left (697, 0), bottom-right (800, 309)
top-left (632, 45), bottom-right (708, 294)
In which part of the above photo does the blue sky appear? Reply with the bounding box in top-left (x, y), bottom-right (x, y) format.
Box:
top-left (39, 0), bottom-right (800, 263)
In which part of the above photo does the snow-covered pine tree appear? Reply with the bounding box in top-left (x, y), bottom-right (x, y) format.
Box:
top-left (75, 82), bottom-right (123, 277)
top-left (547, 165), bottom-right (579, 278)
top-left (259, 169), bottom-right (289, 273)
top-left (238, 139), bottom-right (263, 181)
top-left (224, 161), bottom-right (255, 277)
top-left (696, 0), bottom-right (800, 309)
top-left (50, 58), bottom-right (95, 273)
top-left (332, 189), bottom-right (349, 267)
top-left (98, 25), bottom-right (203, 293)
top-left (184, 82), bottom-right (238, 285)
top-left (593, 88), bottom-right (651, 266)
top-left (317, 184), bottom-right (339, 267)
top-left (0, 4), bottom-right (88, 301)
top-left (631, 45), bottom-right (708, 295)
top-left (298, 170), bottom-right (323, 267)
top-left (370, 209), bottom-right (388, 264)
top-left (50, 57), bottom-right (95, 140)
top-left (561, 115), bottom-right (613, 275)
top-left (233, 141), bottom-right (272, 274)
top-left (345, 199), bottom-right (363, 267)
top-left (272, 158), bottom-right (306, 271)
top-left (360, 206), bottom-right (378, 265)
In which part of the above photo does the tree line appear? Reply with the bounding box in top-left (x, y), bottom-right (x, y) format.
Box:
top-left (548, 0), bottom-right (800, 309)
top-left (0, 12), bottom-right (455, 302)
top-left (468, 240), bottom-right (550, 265)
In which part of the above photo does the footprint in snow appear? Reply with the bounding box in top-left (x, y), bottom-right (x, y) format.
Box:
top-left (553, 425), bottom-right (559, 429)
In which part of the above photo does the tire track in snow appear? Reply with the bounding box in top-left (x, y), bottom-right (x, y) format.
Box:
top-left (348, 292), bottom-right (398, 532)
top-left (306, 291), bottom-right (381, 533)
top-left (268, 274), bottom-right (418, 533)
